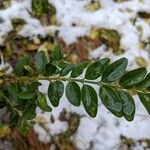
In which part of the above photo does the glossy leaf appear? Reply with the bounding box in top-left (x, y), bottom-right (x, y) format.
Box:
top-left (45, 63), bottom-right (58, 76)
top-left (137, 72), bottom-right (150, 89)
top-left (19, 119), bottom-right (29, 136)
top-left (37, 92), bottom-right (52, 112)
top-left (35, 51), bottom-right (47, 74)
top-left (14, 55), bottom-right (31, 76)
top-left (23, 104), bottom-right (36, 120)
top-left (48, 81), bottom-right (64, 107)
top-left (138, 92), bottom-right (150, 114)
top-left (60, 64), bottom-right (75, 76)
top-left (82, 84), bottom-right (98, 117)
top-left (99, 86), bottom-right (123, 117)
top-left (118, 90), bottom-right (135, 121)
top-left (85, 58), bottom-right (110, 80)
top-left (18, 91), bottom-right (36, 99)
top-left (102, 57), bottom-right (128, 82)
top-left (71, 62), bottom-right (88, 78)
top-left (52, 44), bottom-right (63, 61)
top-left (24, 65), bottom-right (33, 76)
top-left (120, 67), bottom-right (147, 88)
top-left (66, 82), bottom-right (81, 106)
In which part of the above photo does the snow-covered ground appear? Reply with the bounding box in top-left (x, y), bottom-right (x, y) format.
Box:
top-left (0, 0), bottom-right (150, 149)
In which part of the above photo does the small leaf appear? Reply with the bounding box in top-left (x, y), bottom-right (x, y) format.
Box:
top-left (18, 91), bottom-right (36, 99)
top-left (85, 58), bottom-right (110, 80)
top-left (14, 55), bottom-right (31, 76)
top-left (137, 72), bottom-right (150, 89)
top-left (19, 119), bottom-right (29, 136)
top-left (48, 81), bottom-right (64, 107)
top-left (102, 57), bottom-right (128, 82)
top-left (24, 65), bottom-right (33, 76)
top-left (60, 64), bottom-right (75, 76)
top-left (66, 82), bottom-right (81, 106)
top-left (118, 90), bottom-right (135, 121)
top-left (37, 92), bottom-right (52, 112)
top-left (71, 62), bottom-right (88, 78)
top-left (138, 92), bottom-right (150, 114)
top-left (52, 44), bottom-right (63, 61)
top-left (119, 67), bottom-right (147, 88)
top-left (45, 63), bottom-right (59, 76)
top-left (82, 84), bottom-right (98, 117)
top-left (99, 86), bottom-right (123, 117)
top-left (35, 51), bottom-right (47, 74)
top-left (23, 104), bottom-right (36, 120)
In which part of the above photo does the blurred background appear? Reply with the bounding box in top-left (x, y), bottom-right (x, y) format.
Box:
top-left (0, 0), bottom-right (150, 149)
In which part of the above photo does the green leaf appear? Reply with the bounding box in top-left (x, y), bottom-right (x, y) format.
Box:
top-left (66, 82), bottom-right (81, 106)
top-left (19, 119), bottom-right (29, 136)
top-left (118, 90), bottom-right (135, 121)
top-left (35, 51), bottom-right (47, 74)
top-left (102, 57), bottom-right (128, 82)
top-left (52, 44), bottom-right (63, 61)
top-left (29, 81), bottom-right (42, 91)
top-left (14, 55), bottom-right (31, 76)
top-left (71, 62), bottom-right (89, 78)
top-left (58, 61), bottom-right (68, 68)
top-left (60, 64), bottom-right (75, 76)
top-left (137, 72), bottom-right (150, 89)
top-left (9, 111), bottom-right (20, 127)
top-left (24, 65), bottom-right (33, 76)
top-left (45, 63), bottom-right (59, 76)
top-left (18, 91), bottom-right (36, 99)
top-left (138, 92), bottom-right (150, 114)
top-left (119, 67), bottom-right (147, 88)
top-left (85, 58), bottom-right (110, 80)
top-left (37, 92), bottom-right (52, 112)
top-left (99, 86), bottom-right (123, 117)
top-left (48, 81), bottom-right (64, 107)
top-left (82, 84), bottom-right (98, 117)
top-left (23, 104), bottom-right (36, 120)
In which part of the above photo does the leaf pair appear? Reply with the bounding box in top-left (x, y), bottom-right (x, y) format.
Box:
top-left (66, 83), bottom-right (98, 118)
top-left (99, 86), bottom-right (135, 121)
top-left (85, 57), bottom-right (128, 82)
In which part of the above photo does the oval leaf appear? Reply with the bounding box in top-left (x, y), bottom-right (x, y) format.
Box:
top-left (35, 51), bottom-right (47, 74)
top-left (52, 44), bottom-right (63, 61)
top-left (138, 92), bottom-right (150, 114)
top-left (99, 86), bottom-right (123, 117)
top-left (48, 81), bottom-right (64, 107)
top-left (118, 90), bottom-right (135, 121)
top-left (60, 64), bottom-right (75, 76)
top-left (18, 91), bottom-right (36, 99)
top-left (119, 67), bottom-right (147, 88)
top-left (37, 92), bottom-right (52, 112)
top-left (66, 82), bottom-right (81, 106)
top-left (71, 62), bottom-right (88, 78)
top-left (82, 84), bottom-right (98, 117)
top-left (23, 104), bottom-right (36, 120)
top-left (102, 57), bottom-right (128, 82)
top-left (45, 63), bottom-right (58, 76)
top-left (137, 72), bottom-right (150, 89)
top-left (85, 58), bottom-right (110, 80)
top-left (14, 55), bottom-right (31, 76)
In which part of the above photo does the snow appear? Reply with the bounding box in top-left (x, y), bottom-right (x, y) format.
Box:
top-left (0, 0), bottom-right (150, 149)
